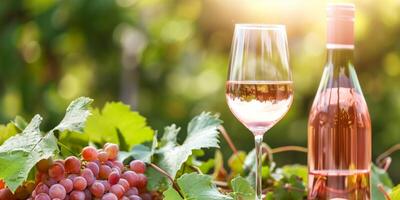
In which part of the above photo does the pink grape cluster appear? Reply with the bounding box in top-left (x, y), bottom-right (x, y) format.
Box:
top-left (29, 143), bottom-right (151, 200)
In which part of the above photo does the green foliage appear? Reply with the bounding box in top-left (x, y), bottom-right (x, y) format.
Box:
top-left (126, 112), bottom-right (222, 191)
top-left (390, 184), bottom-right (400, 199)
top-left (0, 97), bottom-right (92, 192)
top-left (371, 164), bottom-right (394, 200)
top-left (230, 176), bottom-right (255, 200)
top-left (164, 173), bottom-right (232, 200)
top-left (0, 122), bottom-right (18, 145)
top-left (84, 102), bottom-right (154, 150)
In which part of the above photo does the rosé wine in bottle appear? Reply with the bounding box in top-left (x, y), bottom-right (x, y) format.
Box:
top-left (226, 81), bottom-right (293, 135)
top-left (307, 4), bottom-right (371, 200)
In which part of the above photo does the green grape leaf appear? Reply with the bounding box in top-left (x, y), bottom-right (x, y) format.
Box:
top-left (371, 164), bottom-right (393, 200)
top-left (390, 184), bottom-right (400, 199)
top-left (12, 116), bottom-right (28, 131)
top-left (53, 97), bottom-right (93, 133)
top-left (281, 164), bottom-right (308, 183)
top-left (146, 166), bottom-right (170, 191)
top-left (169, 173), bottom-right (233, 200)
top-left (0, 97), bottom-right (93, 192)
top-left (0, 115), bottom-right (58, 192)
top-left (0, 122), bottom-right (18, 145)
top-left (84, 102), bottom-right (154, 149)
top-left (163, 187), bottom-right (184, 200)
top-left (273, 175), bottom-right (306, 200)
top-left (146, 113), bottom-right (222, 191)
top-left (148, 112), bottom-right (222, 191)
top-left (121, 132), bottom-right (158, 163)
top-left (230, 176), bottom-right (255, 200)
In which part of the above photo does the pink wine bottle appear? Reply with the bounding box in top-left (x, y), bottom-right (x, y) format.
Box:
top-left (307, 4), bottom-right (371, 200)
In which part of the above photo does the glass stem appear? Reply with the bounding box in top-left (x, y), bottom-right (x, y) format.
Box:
top-left (254, 134), bottom-right (264, 200)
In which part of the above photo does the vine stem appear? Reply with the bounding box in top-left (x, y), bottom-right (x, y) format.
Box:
top-left (271, 146), bottom-right (308, 154)
top-left (148, 163), bottom-right (183, 198)
top-left (377, 184), bottom-right (391, 200)
top-left (218, 126), bottom-right (243, 163)
top-left (376, 144), bottom-right (400, 170)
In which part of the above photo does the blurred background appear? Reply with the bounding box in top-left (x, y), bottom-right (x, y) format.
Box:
top-left (1, 0), bottom-right (400, 182)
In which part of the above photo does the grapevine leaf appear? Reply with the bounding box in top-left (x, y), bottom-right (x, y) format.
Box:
top-left (84, 102), bottom-right (154, 149)
top-left (281, 165), bottom-right (308, 183)
top-left (158, 125), bottom-right (180, 152)
top-left (121, 132), bottom-right (158, 163)
top-left (176, 173), bottom-right (233, 200)
top-left (146, 166), bottom-right (170, 191)
top-left (53, 97), bottom-right (93, 133)
top-left (390, 184), bottom-right (400, 199)
top-left (163, 187), bottom-right (183, 200)
top-left (273, 175), bottom-right (306, 200)
top-left (371, 164), bottom-right (393, 200)
top-left (158, 113), bottom-right (221, 177)
top-left (0, 122), bottom-right (18, 145)
top-left (0, 97), bottom-right (93, 192)
top-left (230, 176), bottom-right (255, 200)
top-left (0, 115), bottom-right (58, 192)
top-left (12, 116), bottom-right (28, 131)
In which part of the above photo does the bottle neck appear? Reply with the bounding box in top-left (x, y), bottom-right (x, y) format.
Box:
top-left (326, 48), bottom-right (354, 66)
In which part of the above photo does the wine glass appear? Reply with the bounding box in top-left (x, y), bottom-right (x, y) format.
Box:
top-left (226, 24), bottom-right (293, 200)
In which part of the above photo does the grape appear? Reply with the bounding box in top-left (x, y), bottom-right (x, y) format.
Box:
top-left (90, 181), bottom-right (105, 197)
top-left (128, 195), bottom-right (142, 200)
top-left (98, 151), bottom-right (109, 162)
top-left (108, 171), bottom-right (120, 185)
top-left (111, 167), bottom-right (121, 175)
top-left (0, 188), bottom-right (15, 200)
top-left (35, 172), bottom-right (48, 183)
top-left (125, 187), bottom-right (139, 196)
top-left (36, 159), bottom-right (52, 173)
top-left (99, 165), bottom-right (112, 179)
top-left (81, 146), bottom-right (98, 161)
top-left (136, 173), bottom-right (147, 188)
top-left (53, 198), bottom-right (62, 200)
top-left (99, 180), bottom-right (111, 192)
top-left (118, 179), bottom-right (130, 191)
top-left (122, 171), bottom-right (139, 187)
top-left (101, 193), bottom-right (118, 200)
top-left (104, 161), bottom-right (114, 168)
top-left (84, 189), bottom-right (92, 200)
top-left (73, 176), bottom-right (87, 191)
top-left (121, 197), bottom-right (130, 200)
top-left (49, 184), bottom-right (66, 199)
top-left (139, 193), bottom-right (152, 200)
top-left (129, 160), bottom-right (146, 174)
top-left (85, 162), bottom-right (99, 177)
top-left (67, 174), bottom-right (78, 181)
top-left (59, 178), bottom-right (73, 193)
top-left (44, 178), bottom-right (57, 187)
top-left (104, 144), bottom-right (118, 160)
top-left (48, 163), bottom-right (65, 180)
top-left (65, 156), bottom-right (81, 174)
top-left (112, 161), bottom-right (124, 171)
top-left (34, 193), bottom-right (51, 200)
top-left (69, 190), bottom-right (85, 200)
top-left (34, 183), bottom-right (49, 194)
top-left (81, 168), bottom-right (95, 185)
top-left (109, 184), bottom-right (125, 198)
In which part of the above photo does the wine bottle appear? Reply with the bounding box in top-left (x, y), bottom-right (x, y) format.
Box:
top-left (307, 3), bottom-right (371, 200)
